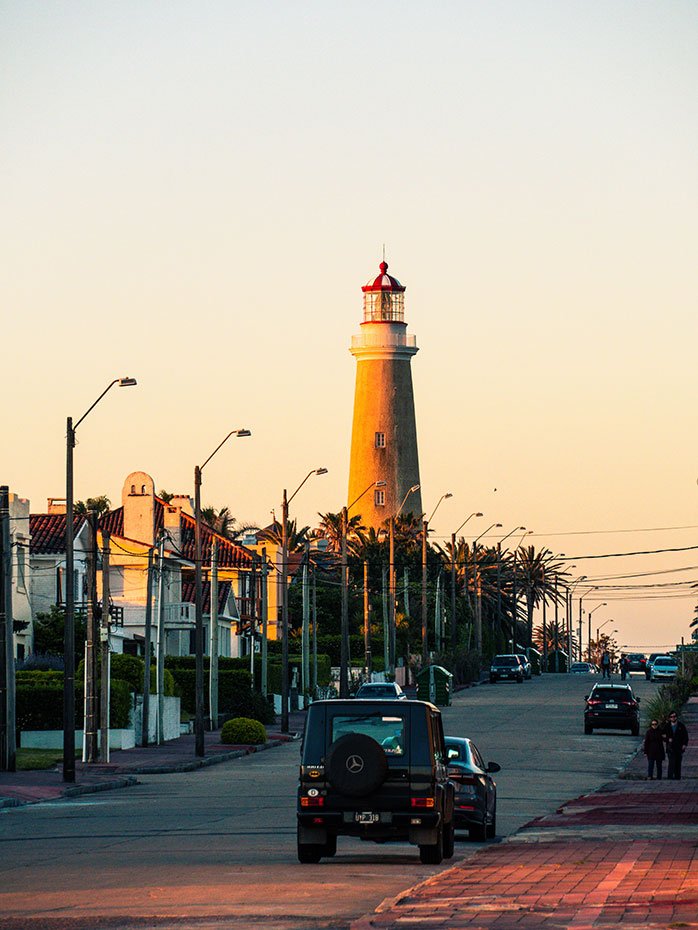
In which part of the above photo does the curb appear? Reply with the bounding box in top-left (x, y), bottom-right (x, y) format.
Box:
top-left (0, 776), bottom-right (138, 810)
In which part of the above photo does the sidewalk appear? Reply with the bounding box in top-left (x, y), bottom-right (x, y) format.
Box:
top-left (353, 697), bottom-right (698, 930)
top-left (0, 710), bottom-right (307, 809)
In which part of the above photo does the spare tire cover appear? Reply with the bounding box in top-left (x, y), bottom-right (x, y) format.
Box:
top-left (326, 733), bottom-right (389, 797)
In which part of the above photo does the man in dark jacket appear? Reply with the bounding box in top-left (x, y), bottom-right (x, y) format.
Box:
top-left (664, 711), bottom-right (689, 780)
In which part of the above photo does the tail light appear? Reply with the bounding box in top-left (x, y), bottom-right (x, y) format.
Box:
top-left (449, 773), bottom-right (478, 785)
top-left (300, 796), bottom-right (325, 808)
top-left (587, 699), bottom-right (603, 706)
top-left (411, 797), bottom-right (435, 809)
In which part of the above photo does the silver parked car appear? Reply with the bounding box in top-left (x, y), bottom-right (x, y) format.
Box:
top-left (354, 682), bottom-right (407, 700)
top-left (649, 656), bottom-right (678, 682)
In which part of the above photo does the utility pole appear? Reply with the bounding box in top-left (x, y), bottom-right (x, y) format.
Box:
top-left (261, 549), bottom-right (268, 698)
top-left (209, 539), bottom-right (219, 729)
top-left (64, 417), bottom-right (76, 782)
top-left (389, 518), bottom-right (396, 674)
top-left (302, 541), bottom-right (310, 697)
top-left (363, 560), bottom-right (371, 678)
top-left (312, 559), bottom-right (318, 696)
top-left (249, 549), bottom-right (256, 687)
top-left (0, 486), bottom-right (16, 773)
top-left (339, 506), bottom-right (349, 698)
top-left (141, 546), bottom-right (154, 747)
top-left (84, 511), bottom-right (98, 762)
top-left (100, 530), bottom-right (111, 763)
top-left (155, 532), bottom-right (165, 745)
top-left (281, 488), bottom-right (289, 733)
top-left (421, 519), bottom-right (428, 666)
top-left (382, 567), bottom-right (389, 674)
top-left (450, 534), bottom-right (457, 651)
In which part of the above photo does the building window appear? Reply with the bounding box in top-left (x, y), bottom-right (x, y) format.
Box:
top-left (374, 489), bottom-right (385, 506)
top-left (375, 432), bottom-right (386, 448)
top-left (16, 545), bottom-right (26, 592)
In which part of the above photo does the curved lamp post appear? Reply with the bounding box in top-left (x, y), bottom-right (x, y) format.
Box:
top-left (281, 468), bottom-right (328, 732)
top-left (449, 512), bottom-right (483, 650)
top-left (194, 428), bottom-right (251, 756)
top-left (472, 522), bottom-right (502, 653)
top-left (421, 493), bottom-right (453, 665)
top-left (339, 480), bottom-right (385, 697)
top-left (64, 377), bottom-right (137, 782)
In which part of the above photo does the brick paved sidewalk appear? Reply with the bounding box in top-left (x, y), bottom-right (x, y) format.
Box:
top-left (353, 698), bottom-right (698, 930)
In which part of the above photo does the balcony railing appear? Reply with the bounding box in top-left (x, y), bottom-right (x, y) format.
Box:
top-left (351, 332), bottom-right (416, 350)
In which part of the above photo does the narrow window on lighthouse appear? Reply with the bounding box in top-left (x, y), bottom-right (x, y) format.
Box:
top-left (374, 489), bottom-right (385, 506)
top-left (375, 432), bottom-right (386, 448)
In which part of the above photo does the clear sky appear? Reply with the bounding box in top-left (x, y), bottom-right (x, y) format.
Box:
top-left (2, 1), bottom-right (697, 654)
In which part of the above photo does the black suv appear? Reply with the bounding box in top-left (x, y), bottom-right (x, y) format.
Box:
top-left (584, 683), bottom-right (640, 735)
top-left (297, 699), bottom-right (455, 865)
top-left (489, 655), bottom-right (524, 683)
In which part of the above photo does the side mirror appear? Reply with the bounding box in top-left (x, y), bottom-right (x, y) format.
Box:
top-left (486, 761), bottom-right (501, 773)
top-left (584, 695), bottom-right (588, 701)
top-left (636, 697), bottom-right (641, 703)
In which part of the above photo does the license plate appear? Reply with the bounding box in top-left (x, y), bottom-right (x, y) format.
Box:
top-left (355, 812), bottom-right (379, 824)
top-left (606, 703), bottom-right (618, 709)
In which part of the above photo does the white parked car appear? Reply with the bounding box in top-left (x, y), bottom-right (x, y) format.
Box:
top-left (570, 661), bottom-right (596, 675)
top-left (650, 656), bottom-right (679, 681)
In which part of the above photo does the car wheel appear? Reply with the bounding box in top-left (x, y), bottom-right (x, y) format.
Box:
top-left (468, 821), bottom-right (487, 842)
top-left (584, 723), bottom-right (593, 735)
top-left (297, 843), bottom-right (324, 864)
top-left (326, 733), bottom-right (388, 797)
top-left (442, 819), bottom-right (455, 859)
top-left (490, 677), bottom-right (496, 684)
top-left (419, 825), bottom-right (444, 865)
top-left (631, 723), bottom-right (639, 737)
top-left (324, 835), bottom-right (337, 857)
top-left (486, 806), bottom-right (497, 839)
top-left (517, 675), bottom-right (523, 683)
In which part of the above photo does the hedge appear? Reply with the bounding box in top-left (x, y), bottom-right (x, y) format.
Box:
top-left (266, 654), bottom-right (332, 694)
top-left (170, 668), bottom-right (252, 715)
top-left (16, 680), bottom-right (131, 730)
top-left (77, 655), bottom-right (176, 697)
top-left (221, 717), bottom-right (266, 745)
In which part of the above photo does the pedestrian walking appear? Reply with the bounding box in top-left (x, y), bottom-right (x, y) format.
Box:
top-left (643, 719), bottom-right (665, 779)
top-left (664, 711), bottom-right (689, 780)
top-left (620, 654), bottom-right (629, 681)
top-left (601, 650), bottom-right (611, 679)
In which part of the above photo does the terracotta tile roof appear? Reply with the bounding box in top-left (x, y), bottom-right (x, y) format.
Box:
top-left (181, 579), bottom-right (234, 616)
top-left (99, 499), bottom-right (165, 539)
top-left (179, 511), bottom-right (254, 568)
top-left (29, 513), bottom-right (85, 554)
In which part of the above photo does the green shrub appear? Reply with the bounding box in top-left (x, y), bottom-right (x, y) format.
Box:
top-left (170, 668), bottom-right (253, 716)
top-left (109, 679), bottom-right (132, 728)
top-left (220, 717), bottom-right (266, 745)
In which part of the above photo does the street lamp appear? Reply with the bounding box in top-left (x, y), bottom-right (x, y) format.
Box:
top-left (388, 484), bottom-right (420, 675)
top-left (450, 512), bottom-right (483, 651)
top-left (339, 480), bottom-right (386, 697)
top-left (64, 377), bottom-right (137, 782)
top-left (566, 575), bottom-right (588, 670)
top-left (472, 522), bottom-right (502, 653)
top-left (422, 493), bottom-right (453, 665)
top-left (194, 428), bottom-right (251, 756)
top-left (496, 527), bottom-right (525, 644)
top-left (588, 603), bottom-right (608, 661)
top-left (281, 468), bottom-right (328, 733)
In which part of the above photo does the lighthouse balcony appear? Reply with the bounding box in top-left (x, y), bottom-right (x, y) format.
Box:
top-left (351, 332), bottom-right (417, 350)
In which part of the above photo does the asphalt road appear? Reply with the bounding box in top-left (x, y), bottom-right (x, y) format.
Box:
top-left (0, 672), bottom-right (657, 930)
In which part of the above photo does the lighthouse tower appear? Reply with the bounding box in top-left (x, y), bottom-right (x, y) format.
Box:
top-left (348, 260), bottom-right (423, 527)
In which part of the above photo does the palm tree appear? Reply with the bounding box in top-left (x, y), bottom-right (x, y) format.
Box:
top-left (74, 495), bottom-right (111, 516)
top-left (257, 518), bottom-right (311, 552)
top-left (315, 511), bottom-right (364, 554)
top-left (515, 546), bottom-right (569, 646)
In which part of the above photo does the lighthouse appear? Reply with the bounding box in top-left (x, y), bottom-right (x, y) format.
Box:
top-left (348, 260), bottom-right (423, 527)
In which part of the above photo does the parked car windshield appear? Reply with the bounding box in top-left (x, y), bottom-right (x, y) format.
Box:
top-left (493, 656), bottom-right (518, 666)
top-left (356, 684), bottom-right (401, 699)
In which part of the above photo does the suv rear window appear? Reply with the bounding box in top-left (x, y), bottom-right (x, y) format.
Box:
top-left (331, 713), bottom-right (406, 756)
top-left (592, 688), bottom-right (633, 701)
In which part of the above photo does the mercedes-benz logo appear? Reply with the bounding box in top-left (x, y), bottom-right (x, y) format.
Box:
top-left (346, 754), bottom-right (364, 774)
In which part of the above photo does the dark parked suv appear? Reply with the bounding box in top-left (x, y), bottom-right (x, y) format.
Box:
top-left (584, 683), bottom-right (640, 735)
top-left (297, 699), bottom-right (455, 865)
top-left (489, 655), bottom-right (524, 683)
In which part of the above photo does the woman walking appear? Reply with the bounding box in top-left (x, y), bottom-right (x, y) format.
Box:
top-left (643, 718), bottom-right (665, 780)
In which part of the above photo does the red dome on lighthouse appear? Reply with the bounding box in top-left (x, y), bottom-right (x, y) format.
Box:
top-left (362, 260), bottom-right (406, 293)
